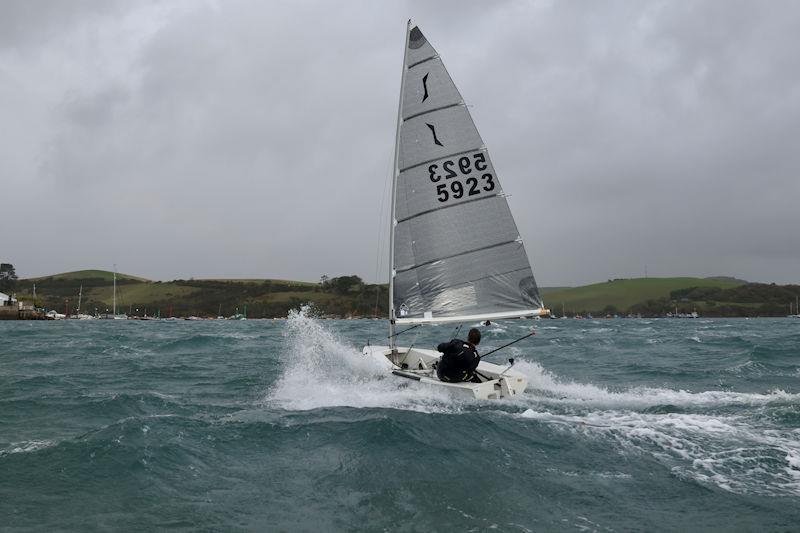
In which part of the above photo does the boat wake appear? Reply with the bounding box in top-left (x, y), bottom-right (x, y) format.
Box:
top-left (515, 360), bottom-right (800, 409)
top-left (510, 360), bottom-right (800, 496)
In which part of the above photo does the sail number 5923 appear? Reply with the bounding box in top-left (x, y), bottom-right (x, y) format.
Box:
top-left (428, 153), bottom-right (495, 203)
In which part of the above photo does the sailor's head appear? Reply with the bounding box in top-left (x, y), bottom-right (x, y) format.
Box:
top-left (468, 328), bottom-right (481, 345)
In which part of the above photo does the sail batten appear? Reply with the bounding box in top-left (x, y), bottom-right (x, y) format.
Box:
top-left (396, 308), bottom-right (549, 326)
top-left (396, 192), bottom-right (500, 225)
top-left (395, 238), bottom-right (521, 274)
top-left (404, 102), bottom-right (462, 122)
top-left (398, 146), bottom-right (483, 173)
top-left (390, 24), bottom-right (544, 323)
top-left (408, 55), bottom-right (438, 69)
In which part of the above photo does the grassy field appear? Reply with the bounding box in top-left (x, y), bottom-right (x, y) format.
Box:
top-left (538, 286), bottom-right (572, 295)
top-left (543, 277), bottom-right (745, 314)
top-left (88, 284), bottom-right (201, 307)
top-left (198, 278), bottom-right (317, 286)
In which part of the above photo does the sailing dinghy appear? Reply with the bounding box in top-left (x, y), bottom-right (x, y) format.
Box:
top-left (363, 22), bottom-right (549, 400)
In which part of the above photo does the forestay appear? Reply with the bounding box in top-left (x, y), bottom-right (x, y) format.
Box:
top-left (390, 24), bottom-right (545, 325)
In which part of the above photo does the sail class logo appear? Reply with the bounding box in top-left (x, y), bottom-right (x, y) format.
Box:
top-left (425, 123), bottom-right (443, 146)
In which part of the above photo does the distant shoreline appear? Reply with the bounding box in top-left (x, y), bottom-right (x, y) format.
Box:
top-left (6, 270), bottom-right (799, 319)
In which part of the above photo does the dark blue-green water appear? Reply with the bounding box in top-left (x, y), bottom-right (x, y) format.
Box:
top-left (2, 314), bottom-right (800, 532)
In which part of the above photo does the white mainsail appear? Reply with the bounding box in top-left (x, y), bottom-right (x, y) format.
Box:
top-left (389, 23), bottom-right (546, 327)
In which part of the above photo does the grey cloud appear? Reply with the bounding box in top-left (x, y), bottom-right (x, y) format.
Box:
top-left (2, 0), bottom-right (799, 285)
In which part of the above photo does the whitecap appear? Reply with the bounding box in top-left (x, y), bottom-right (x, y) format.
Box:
top-left (0, 440), bottom-right (57, 456)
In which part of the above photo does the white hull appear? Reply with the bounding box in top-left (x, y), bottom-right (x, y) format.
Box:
top-left (362, 345), bottom-right (527, 400)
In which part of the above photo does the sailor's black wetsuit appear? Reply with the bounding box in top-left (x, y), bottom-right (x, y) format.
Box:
top-left (436, 338), bottom-right (480, 383)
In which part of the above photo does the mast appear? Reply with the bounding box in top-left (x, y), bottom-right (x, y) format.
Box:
top-left (112, 264), bottom-right (117, 316)
top-left (77, 285), bottom-right (82, 315)
top-left (388, 20), bottom-right (412, 350)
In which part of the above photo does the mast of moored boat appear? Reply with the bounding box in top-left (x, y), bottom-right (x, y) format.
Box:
top-left (112, 265), bottom-right (117, 317)
top-left (388, 20), bottom-right (412, 351)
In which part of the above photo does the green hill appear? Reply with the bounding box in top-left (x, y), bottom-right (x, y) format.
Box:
top-left (29, 270), bottom-right (149, 282)
top-left (14, 272), bottom-right (385, 318)
top-left (544, 277), bottom-right (745, 315)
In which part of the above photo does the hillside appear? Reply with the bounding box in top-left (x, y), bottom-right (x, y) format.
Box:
top-left (28, 269), bottom-right (148, 282)
top-left (11, 271), bottom-right (798, 318)
top-left (14, 271), bottom-right (386, 318)
top-left (544, 277), bottom-right (745, 315)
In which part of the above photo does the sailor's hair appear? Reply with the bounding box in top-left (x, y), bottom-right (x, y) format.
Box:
top-left (468, 328), bottom-right (481, 345)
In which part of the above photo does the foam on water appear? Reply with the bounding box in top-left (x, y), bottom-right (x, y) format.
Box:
top-left (0, 440), bottom-right (57, 456)
top-left (503, 358), bottom-right (800, 496)
top-left (514, 359), bottom-right (800, 409)
top-left (265, 309), bottom-right (458, 412)
top-left (517, 408), bottom-right (800, 496)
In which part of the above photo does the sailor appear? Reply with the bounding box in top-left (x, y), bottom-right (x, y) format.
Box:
top-left (436, 328), bottom-right (481, 383)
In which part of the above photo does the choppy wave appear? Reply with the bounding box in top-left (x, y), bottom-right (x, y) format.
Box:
top-left (518, 408), bottom-right (800, 496)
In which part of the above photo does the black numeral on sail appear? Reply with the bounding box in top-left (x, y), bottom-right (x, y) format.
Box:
top-left (451, 181), bottom-right (464, 199)
top-left (442, 160), bottom-right (457, 179)
top-left (458, 156), bottom-right (471, 174)
top-left (474, 153), bottom-right (487, 171)
top-left (428, 164), bottom-right (440, 182)
top-left (432, 151), bottom-right (494, 203)
top-left (482, 173), bottom-right (495, 191)
top-left (436, 183), bottom-right (448, 202)
top-left (466, 177), bottom-right (479, 195)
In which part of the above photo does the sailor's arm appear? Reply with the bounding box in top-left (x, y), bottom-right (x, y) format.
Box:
top-left (437, 339), bottom-right (456, 353)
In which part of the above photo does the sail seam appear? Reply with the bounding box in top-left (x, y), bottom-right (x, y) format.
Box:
top-left (396, 193), bottom-right (500, 225)
top-left (395, 239), bottom-right (523, 274)
top-left (399, 147), bottom-right (484, 173)
top-left (408, 55), bottom-right (438, 69)
top-left (403, 103), bottom-right (461, 122)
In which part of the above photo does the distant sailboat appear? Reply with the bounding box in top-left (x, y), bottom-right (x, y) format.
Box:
top-left (99, 266), bottom-right (127, 320)
top-left (68, 284), bottom-right (95, 319)
top-left (362, 22), bottom-right (548, 400)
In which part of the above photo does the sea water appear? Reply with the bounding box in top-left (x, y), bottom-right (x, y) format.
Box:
top-left (1, 314), bottom-right (799, 531)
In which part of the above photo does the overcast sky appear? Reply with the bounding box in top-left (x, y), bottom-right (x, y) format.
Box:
top-left (3, 0), bottom-right (799, 285)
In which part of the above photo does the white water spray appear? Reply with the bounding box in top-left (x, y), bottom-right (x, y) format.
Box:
top-left (265, 308), bottom-right (458, 412)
